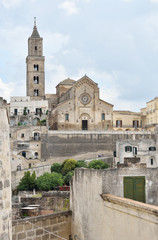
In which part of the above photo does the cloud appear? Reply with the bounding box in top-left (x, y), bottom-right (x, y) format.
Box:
top-left (0, 78), bottom-right (16, 101)
top-left (58, 1), bottom-right (79, 15)
top-left (151, 0), bottom-right (158, 3)
top-left (1, 0), bottom-right (22, 8)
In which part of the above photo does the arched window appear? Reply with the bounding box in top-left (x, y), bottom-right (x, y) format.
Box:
top-left (34, 76), bottom-right (39, 84)
top-left (35, 152), bottom-right (38, 159)
top-left (34, 64), bottom-right (38, 71)
top-left (34, 89), bottom-right (39, 96)
top-left (101, 113), bottom-right (105, 121)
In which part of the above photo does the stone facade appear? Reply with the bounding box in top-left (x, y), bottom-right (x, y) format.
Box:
top-left (12, 211), bottom-right (72, 240)
top-left (10, 125), bottom-right (48, 171)
top-left (0, 97), bottom-right (12, 240)
top-left (115, 138), bottom-right (158, 168)
top-left (50, 75), bottom-right (113, 131)
top-left (113, 110), bottom-right (143, 131)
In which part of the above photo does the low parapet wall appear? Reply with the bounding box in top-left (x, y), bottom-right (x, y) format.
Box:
top-left (100, 194), bottom-right (158, 240)
top-left (12, 210), bottom-right (72, 240)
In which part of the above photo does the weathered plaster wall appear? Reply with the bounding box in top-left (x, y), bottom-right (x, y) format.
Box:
top-left (0, 98), bottom-right (12, 240)
top-left (12, 211), bottom-right (71, 240)
top-left (102, 168), bottom-right (158, 205)
top-left (71, 169), bottom-right (158, 240)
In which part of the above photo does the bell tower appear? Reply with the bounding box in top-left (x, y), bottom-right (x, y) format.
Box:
top-left (26, 18), bottom-right (45, 99)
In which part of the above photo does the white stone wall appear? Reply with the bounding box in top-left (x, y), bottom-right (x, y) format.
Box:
top-left (0, 98), bottom-right (12, 240)
top-left (71, 168), bottom-right (158, 240)
top-left (10, 97), bottom-right (48, 116)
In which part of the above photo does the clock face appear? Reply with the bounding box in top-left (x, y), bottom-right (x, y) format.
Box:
top-left (80, 93), bottom-right (91, 105)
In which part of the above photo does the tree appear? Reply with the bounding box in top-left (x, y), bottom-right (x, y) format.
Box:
top-left (17, 171), bottom-right (37, 191)
top-left (61, 159), bottom-right (77, 175)
top-left (64, 171), bottom-right (74, 185)
top-left (88, 160), bottom-right (109, 169)
top-left (36, 172), bottom-right (64, 191)
top-left (76, 160), bottom-right (87, 168)
top-left (51, 163), bottom-right (62, 173)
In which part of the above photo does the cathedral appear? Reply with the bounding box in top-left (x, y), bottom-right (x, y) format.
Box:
top-left (10, 20), bottom-right (157, 132)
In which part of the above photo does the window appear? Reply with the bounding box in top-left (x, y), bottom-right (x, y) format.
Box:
top-left (151, 158), bottom-right (153, 165)
top-left (14, 109), bottom-right (18, 115)
top-left (101, 113), bottom-right (105, 120)
top-left (36, 108), bottom-right (42, 115)
top-left (22, 151), bottom-right (26, 158)
top-left (125, 146), bottom-right (132, 152)
top-left (65, 114), bottom-right (69, 121)
top-left (34, 64), bottom-right (38, 71)
top-left (21, 133), bottom-right (24, 138)
top-left (35, 152), bottom-right (38, 159)
top-left (34, 76), bottom-right (39, 84)
top-left (133, 147), bottom-right (137, 155)
top-left (35, 46), bottom-right (37, 51)
top-left (116, 120), bottom-right (122, 127)
top-left (34, 132), bottom-right (40, 140)
top-left (149, 146), bottom-right (156, 151)
top-left (34, 89), bottom-right (39, 96)
top-left (133, 120), bottom-right (139, 128)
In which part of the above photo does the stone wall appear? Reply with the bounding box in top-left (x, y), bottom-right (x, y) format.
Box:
top-left (21, 191), bottom-right (70, 212)
top-left (12, 211), bottom-right (72, 240)
top-left (71, 168), bottom-right (158, 240)
top-left (0, 97), bottom-right (12, 240)
top-left (11, 165), bottom-right (51, 190)
top-left (41, 131), bottom-right (154, 162)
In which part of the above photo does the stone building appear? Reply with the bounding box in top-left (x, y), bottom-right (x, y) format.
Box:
top-left (113, 110), bottom-right (144, 131)
top-left (0, 97), bottom-right (12, 240)
top-left (140, 97), bottom-right (158, 130)
top-left (50, 75), bottom-right (113, 131)
top-left (115, 139), bottom-right (158, 168)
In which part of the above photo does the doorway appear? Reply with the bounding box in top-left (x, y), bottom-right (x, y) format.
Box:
top-left (82, 120), bottom-right (88, 130)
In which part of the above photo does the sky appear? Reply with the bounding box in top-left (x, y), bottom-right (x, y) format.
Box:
top-left (1, 0), bottom-right (158, 111)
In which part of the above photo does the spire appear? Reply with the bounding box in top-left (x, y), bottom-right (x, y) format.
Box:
top-left (31, 17), bottom-right (40, 38)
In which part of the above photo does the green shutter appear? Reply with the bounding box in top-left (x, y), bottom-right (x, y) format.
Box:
top-left (124, 177), bottom-right (145, 203)
top-left (124, 177), bottom-right (134, 200)
top-left (125, 146), bottom-right (127, 152)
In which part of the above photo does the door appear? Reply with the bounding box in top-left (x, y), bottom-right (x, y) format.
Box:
top-left (82, 120), bottom-right (88, 130)
top-left (124, 176), bottom-right (145, 203)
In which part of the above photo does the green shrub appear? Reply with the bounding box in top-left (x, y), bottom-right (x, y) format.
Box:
top-left (64, 171), bottom-right (74, 185)
top-left (76, 160), bottom-right (87, 168)
top-left (88, 160), bottom-right (109, 169)
top-left (61, 159), bottom-right (77, 175)
top-left (36, 172), bottom-right (63, 191)
top-left (17, 171), bottom-right (37, 191)
top-left (51, 163), bottom-right (62, 173)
